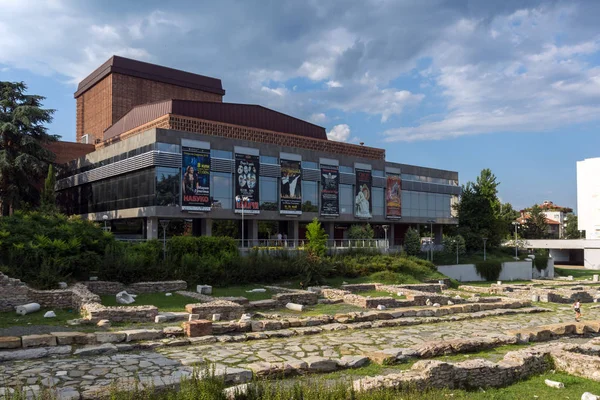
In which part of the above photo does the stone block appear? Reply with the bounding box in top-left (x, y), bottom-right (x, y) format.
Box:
top-left (95, 332), bottom-right (127, 343)
top-left (73, 343), bottom-right (118, 356)
top-left (120, 329), bottom-right (164, 342)
top-left (155, 315), bottom-right (168, 323)
top-left (0, 336), bottom-right (21, 349)
top-left (197, 285), bottom-right (213, 295)
top-left (337, 355), bottom-right (370, 369)
top-left (21, 334), bottom-right (57, 348)
top-left (303, 356), bottom-right (338, 372)
top-left (246, 361), bottom-right (293, 377)
top-left (184, 320), bottom-right (212, 337)
top-left (368, 348), bottom-right (405, 365)
top-left (51, 332), bottom-right (90, 346)
top-left (163, 326), bottom-right (185, 336)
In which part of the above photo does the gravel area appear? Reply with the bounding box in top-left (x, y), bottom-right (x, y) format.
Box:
top-left (0, 325), bottom-right (75, 337)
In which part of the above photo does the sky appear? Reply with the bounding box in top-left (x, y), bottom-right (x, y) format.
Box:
top-left (2, 0), bottom-right (600, 211)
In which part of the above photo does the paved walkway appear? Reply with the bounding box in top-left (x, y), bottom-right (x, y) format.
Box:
top-left (1, 305), bottom-right (598, 398)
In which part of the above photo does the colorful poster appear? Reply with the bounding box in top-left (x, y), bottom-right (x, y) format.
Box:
top-left (386, 174), bottom-right (402, 219)
top-left (181, 146), bottom-right (211, 211)
top-left (280, 159), bottom-right (302, 215)
top-left (235, 153), bottom-right (260, 214)
top-left (320, 165), bottom-right (339, 216)
top-left (355, 168), bottom-right (372, 219)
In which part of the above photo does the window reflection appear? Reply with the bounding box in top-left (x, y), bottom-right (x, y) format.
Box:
top-left (340, 184), bottom-right (353, 214)
top-left (302, 181), bottom-right (318, 212)
top-left (260, 177), bottom-right (278, 210)
top-left (372, 187), bottom-right (384, 216)
top-left (156, 167), bottom-right (180, 206)
top-left (211, 172), bottom-right (232, 209)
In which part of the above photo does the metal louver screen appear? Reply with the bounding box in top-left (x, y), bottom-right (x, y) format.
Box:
top-left (373, 176), bottom-right (385, 188)
top-left (302, 168), bottom-right (320, 181)
top-left (340, 172), bottom-right (355, 185)
top-left (260, 163), bottom-right (280, 178)
top-left (211, 158), bottom-right (234, 173)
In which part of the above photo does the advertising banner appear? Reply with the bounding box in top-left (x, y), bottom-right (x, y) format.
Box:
top-left (320, 165), bottom-right (339, 216)
top-left (355, 168), bottom-right (372, 219)
top-left (235, 153), bottom-right (260, 214)
top-left (386, 174), bottom-right (402, 219)
top-left (280, 159), bottom-right (302, 215)
top-left (181, 146), bottom-right (211, 211)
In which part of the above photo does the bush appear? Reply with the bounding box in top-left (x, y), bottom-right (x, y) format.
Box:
top-left (305, 218), bottom-right (327, 257)
top-left (347, 224), bottom-right (374, 240)
top-left (475, 260), bottom-right (503, 282)
top-left (534, 255), bottom-right (549, 272)
top-left (404, 228), bottom-right (421, 256)
top-left (442, 235), bottom-right (466, 257)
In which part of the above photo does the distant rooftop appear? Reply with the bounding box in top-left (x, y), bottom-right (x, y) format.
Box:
top-left (103, 99), bottom-right (328, 141)
top-left (74, 56), bottom-right (225, 98)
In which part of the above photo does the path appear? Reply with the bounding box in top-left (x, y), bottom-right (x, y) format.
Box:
top-left (1, 305), bottom-right (598, 398)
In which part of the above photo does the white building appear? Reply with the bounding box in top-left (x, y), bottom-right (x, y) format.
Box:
top-left (577, 157), bottom-right (600, 239)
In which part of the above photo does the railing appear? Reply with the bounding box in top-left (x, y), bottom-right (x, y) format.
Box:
top-left (237, 238), bottom-right (388, 249)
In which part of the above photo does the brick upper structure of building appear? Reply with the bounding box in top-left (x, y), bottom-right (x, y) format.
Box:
top-left (53, 55), bottom-right (460, 245)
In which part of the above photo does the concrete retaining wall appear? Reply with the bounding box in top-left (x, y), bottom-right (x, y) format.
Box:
top-left (437, 261), bottom-right (534, 282)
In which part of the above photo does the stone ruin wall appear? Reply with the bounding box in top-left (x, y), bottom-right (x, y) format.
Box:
top-left (83, 280), bottom-right (187, 295)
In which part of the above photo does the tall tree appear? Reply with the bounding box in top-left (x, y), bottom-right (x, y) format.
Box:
top-left (564, 213), bottom-right (584, 239)
top-left (499, 202), bottom-right (520, 239)
top-left (522, 204), bottom-right (548, 239)
top-left (0, 82), bottom-right (58, 214)
top-left (40, 164), bottom-right (57, 213)
top-left (456, 169), bottom-right (504, 251)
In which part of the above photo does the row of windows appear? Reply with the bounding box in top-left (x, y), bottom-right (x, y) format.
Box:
top-left (402, 174), bottom-right (458, 186)
top-left (58, 167), bottom-right (456, 218)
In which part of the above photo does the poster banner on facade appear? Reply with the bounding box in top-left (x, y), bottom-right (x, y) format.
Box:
top-left (320, 165), bottom-right (339, 216)
top-left (181, 146), bottom-right (211, 211)
top-left (355, 168), bottom-right (372, 219)
top-left (235, 153), bottom-right (260, 214)
top-left (280, 159), bottom-right (302, 215)
top-left (386, 174), bottom-right (402, 219)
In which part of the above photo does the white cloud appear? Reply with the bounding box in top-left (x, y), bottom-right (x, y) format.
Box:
top-left (260, 86), bottom-right (287, 97)
top-left (326, 80), bottom-right (342, 88)
top-left (327, 124), bottom-right (351, 142)
top-left (309, 113), bottom-right (327, 124)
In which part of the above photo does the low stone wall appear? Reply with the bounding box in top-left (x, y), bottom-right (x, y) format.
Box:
top-left (0, 273), bottom-right (30, 312)
top-left (26, 289), bottom-right (74, 309)
top-left (379, 284), bottom-right (444, 293)
top-left (272, 292), bottom-right (318, 306)
top-left (341, 284), bottom-right (378, 292)
top-left (81, 302), bottom-right (158, 323)
top-left (185, 300), bottom-right (245, 320)
top-left (84, 280), bottom-right (187, 295)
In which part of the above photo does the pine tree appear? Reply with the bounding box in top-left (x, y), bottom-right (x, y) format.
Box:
top-left (40, 164), bottom-right (57, 213)
top-left (0, 82), bottom-right (58, 214)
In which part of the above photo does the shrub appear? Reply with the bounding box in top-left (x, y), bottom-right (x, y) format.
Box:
top-left (404, 228), bottom-right (421, 256)
top-left (442, 235), bottom-right (466, 257)
top-left (347, 224), bottom-right (374, 240)
top-left (305, 218), bottom-right (327, 257)
top-left (534, 255), bottom-right (549, 272)
top-left (475, 260), bottom-right (503, 282)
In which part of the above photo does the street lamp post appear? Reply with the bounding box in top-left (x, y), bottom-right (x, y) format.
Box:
top-left (427, 220), bottom-right (436, 262)
top-left (512, 222), bottom-right (520, 259)
top-left (383, 225), bottom-right (389, 252)
top-left (102, 215), bottom-right (109, 232)
top-left (159, 219), bottom-right (170, 260)
top-left (482, 237), bottom-right (488, 261)
top-left (236, 195), bottom-right (249, 248)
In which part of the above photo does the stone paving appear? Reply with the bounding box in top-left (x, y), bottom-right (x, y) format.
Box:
top-left (1, 304), bottom-right (600, 398)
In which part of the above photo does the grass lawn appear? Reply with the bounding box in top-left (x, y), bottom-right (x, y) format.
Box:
top-left (100, 293), bottom-right (191, 312)
top-left (0, 308), bottom-right (80, 328)
top-left (268, 302), bottom-right (365, 317)
top-left (359, 290), bottom-right (406, 299)
top-left (460, 280), bottom-right (536, 287)
top-left (555, 267), bottom-right (598, 280)
top-left (211, 286), bottom-right (275, 301)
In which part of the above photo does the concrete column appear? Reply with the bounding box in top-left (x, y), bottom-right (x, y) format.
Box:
top-left (434, 224), bottom-right (443, 244)
top-left (146, 217), bottom-right (159, 240)
top-left (201, 219), bottom-right (212, 236)
top-left (389, 223), bottom-right (395, 248)
top-left (288, 220), bottom-right (299, 240)
top-left (248, 219), bottom-right (259, 247)
top-left (584, 248), bottom-right (600, 270)
top-left (325, 222), bottom-right (335, 243)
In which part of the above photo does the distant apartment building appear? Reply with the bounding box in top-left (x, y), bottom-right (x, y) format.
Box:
top-left (517, 200), bottom-right (573, 238)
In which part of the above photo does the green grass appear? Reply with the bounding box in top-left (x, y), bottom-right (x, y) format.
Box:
top-left (555, 267), bottom-right (598, 280)
top-left (211, 286), bottom-right (275, 301)
top-left (460, 280), bottom-right (536, 287)
top-left (359, 290), bottom-right (406, 299)
top-left (0, 308), bottom-right (80, 328)
top-left (268, 302), bottom-right (365, 317)
top-left (100, 293), bottom-right (191, 312)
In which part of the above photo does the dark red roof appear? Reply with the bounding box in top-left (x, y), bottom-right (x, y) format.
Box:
top-left (74, 56), bottom-right (225, 97)
top-left (103, 99), bottom-right (328, 141)
top-left (45, 141), bottom-right (95, 164)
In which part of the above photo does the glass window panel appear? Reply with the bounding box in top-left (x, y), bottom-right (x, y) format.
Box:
top-left (340, 184), bottom-right (353, 214)
top-left (260, 155), bottom-right (278, 164)
top-left (427, 194), bottom-right (436, 210)
top-left (157, 143), bottom-right (180, 153)
top-left (436, 194), bottom-right (444, 210)
top-left (372, 187), bottom-right (384, 216)
top-left (156, 167), bottom-right (180, 206)
top-left (211, 149), bottom-right (233, 159)
top-left (211, 172), bottom-right (232, 209)
top-left (302, 181), bottom-right (318, 211)
top-left (339, 166), bottom-right (353, 174)
top-left (372, 169), bottom-right (384, 177)
top-left (260, 177), bottom-right (278, 210)
top-left (302, 161), bottom-right (318, 169)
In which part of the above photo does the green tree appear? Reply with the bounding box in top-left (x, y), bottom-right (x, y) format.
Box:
top-left (40, 164), bottom-right (57, 213)
top-left (0, 82), bottom-right (58, 215)
top-left (258, 221), bottom-right (278, 239)
top-left (305, 218), bottom-right (328, 257)
top-left (456, 168), bottom-right (504, 251)
top-left (347, 223), bottom-right (374, 240)
top-left (404, 228), bottom-right (421, 256)
top-left (499, 202), bottom-right (520, 239)
top-left (522, 204), bottom-right (548, 239)
top-left (564, 213), bottom-right (583, 239)
top-left (212, 220), bottom-right (239, 238)
top-left (442, 235), bottom-right (466, 257)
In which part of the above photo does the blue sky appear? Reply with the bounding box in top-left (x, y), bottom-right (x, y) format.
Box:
top-left (2, 0), bottom-right (600, 211)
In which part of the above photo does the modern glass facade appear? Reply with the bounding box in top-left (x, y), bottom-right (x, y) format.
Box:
top-left (211, 172), bottom-right (233, 209)
top-left (259, 176), bottom-right (278, 210)
top-left (401, 190), bottom-right (455, 218)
